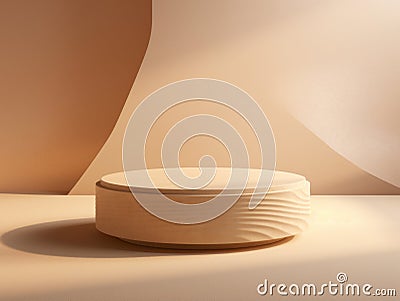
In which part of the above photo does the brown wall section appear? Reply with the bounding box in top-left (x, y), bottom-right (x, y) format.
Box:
top-left (0, 0), bottom-right (152, 193)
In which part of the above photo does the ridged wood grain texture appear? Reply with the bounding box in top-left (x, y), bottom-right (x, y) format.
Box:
top-left (96, 176), bottom-right (310, 249)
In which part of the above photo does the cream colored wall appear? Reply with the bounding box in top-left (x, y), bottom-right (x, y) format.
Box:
top-left (70, 0), bottom-right (400, 195)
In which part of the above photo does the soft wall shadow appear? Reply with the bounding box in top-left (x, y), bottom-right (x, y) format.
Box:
top-left (1, 218), bottom-right (293, 258)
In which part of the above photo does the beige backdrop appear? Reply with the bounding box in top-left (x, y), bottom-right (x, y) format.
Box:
top-left (67, 0), bottom-right (398, 195)
top-left (0, 0), bottom-right (151, 193)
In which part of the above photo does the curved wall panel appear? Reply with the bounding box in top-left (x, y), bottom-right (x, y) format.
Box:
top-left (71, 0), bottom-right (400, 195)
top-left (0, 0), bottom-right (151, 193)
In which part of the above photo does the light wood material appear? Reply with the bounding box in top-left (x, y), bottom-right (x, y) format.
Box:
top-left (119, 236), bottom-right (293, 250)
top-left (100, 168), bottom-right (307, 194)
top-left (95, 168), bottom-right (310, 249)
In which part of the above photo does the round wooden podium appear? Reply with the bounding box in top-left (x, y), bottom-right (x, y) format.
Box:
top-left (96, 168), bottom-right (310, 249)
